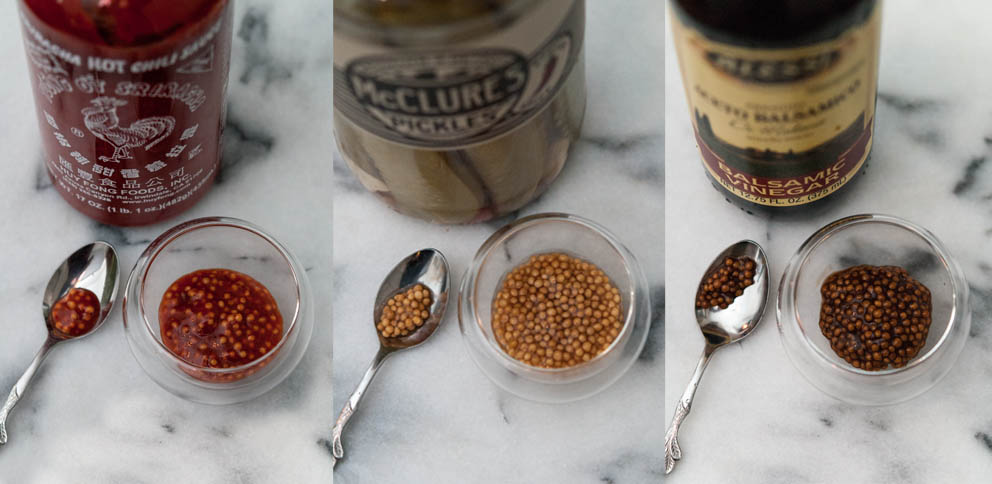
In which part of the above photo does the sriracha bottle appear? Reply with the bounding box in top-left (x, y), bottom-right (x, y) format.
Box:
top-left (18, 0), bottom-right (233, 226)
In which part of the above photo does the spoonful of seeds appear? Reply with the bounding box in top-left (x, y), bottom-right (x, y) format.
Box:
top-left (331, 248), bottom-right (450, 468)
top-left (665, 240), bottom-right (769, 474)
top-left (0, 241), bottom-right (119, 445)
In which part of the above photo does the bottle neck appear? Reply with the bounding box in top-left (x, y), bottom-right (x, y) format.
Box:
top-left (21, 0), bottom-right (227, 47)
top-left (334, 0), bottom-right (542, 46)
top-left (671, 0), bottom-right (878, 48)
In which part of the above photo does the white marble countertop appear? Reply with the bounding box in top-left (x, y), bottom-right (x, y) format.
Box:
top-left (665, 1), bottom-right (992, 483)
top-left (0, 2), bottom-right (333, 483)
top-left (331, 1), bottom-right (664, 483)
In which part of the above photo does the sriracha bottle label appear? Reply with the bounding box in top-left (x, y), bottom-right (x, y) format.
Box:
top-left (18, 1), bottom-right (232, 225)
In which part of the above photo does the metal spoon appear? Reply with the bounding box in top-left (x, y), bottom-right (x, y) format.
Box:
top-left (0, 241), bottom-right (119, 445)
top-left (664, 240), bottom-right (769, 474)
top-left (331, 248), bottom-right (450, 467)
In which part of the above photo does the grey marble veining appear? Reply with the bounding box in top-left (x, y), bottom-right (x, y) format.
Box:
top-left (331, 1), bottom-right (664, 483)
top-left (0, 2), bottom-right (333, 483)
top-left (666, 2), bottom-right (992, 483)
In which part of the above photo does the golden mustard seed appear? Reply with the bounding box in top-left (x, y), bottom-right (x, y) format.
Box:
top-left (492, 253), bottom-right (624, 369)
top-left (377, 284), bottom-right (433, 338)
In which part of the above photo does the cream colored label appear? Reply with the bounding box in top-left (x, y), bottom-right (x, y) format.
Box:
top-left (673, 4), bottom-right (881, 206)
top-left (674, 6), bottom-right (880, 152)
top-left (334, 0), bottom-right (582, 149)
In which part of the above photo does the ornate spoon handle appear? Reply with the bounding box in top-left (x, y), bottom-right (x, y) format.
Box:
top-left (332, 347), bottom-right (391, 466)
top-left (0, 338), bottom-right (57, 445)
top-left (665, 345), bottom-right (714, 474)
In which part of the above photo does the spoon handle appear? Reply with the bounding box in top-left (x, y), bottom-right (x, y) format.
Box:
top-left (0, 337), bottom-right (57, 445)
top-left (331, 347), bottom-right (390, 466)
top-left (664, 345), bottom-right (714, 474)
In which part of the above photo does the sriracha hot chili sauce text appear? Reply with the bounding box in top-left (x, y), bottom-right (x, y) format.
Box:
top-left (671, 1), bottom-right (882, 213)
top-left (17, 0), bottom-right (233, 226)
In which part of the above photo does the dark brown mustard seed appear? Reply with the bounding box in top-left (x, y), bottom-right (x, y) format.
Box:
top-left (695, 256), bottom-right (756, 309)
top-left (818, 265), bottom-right (932, 371)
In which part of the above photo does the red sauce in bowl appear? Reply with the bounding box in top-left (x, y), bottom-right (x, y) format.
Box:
top-left (159, 269), bottom-right (284, 381)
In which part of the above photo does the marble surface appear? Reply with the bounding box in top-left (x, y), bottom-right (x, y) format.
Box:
top-left (666, 2), bottom-right (992, 483)
top-left (0, 2), bottom-right (333, 483)
top-left (331, 2), bottom-right (664, 483)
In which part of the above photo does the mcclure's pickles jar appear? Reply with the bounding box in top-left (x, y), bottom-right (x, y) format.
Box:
top-left (333, 0), bottom-right (587, 224)
top-left (18, 0), bottom-right (233, 226)
top-left (671, 0), bottom-right (881, 213)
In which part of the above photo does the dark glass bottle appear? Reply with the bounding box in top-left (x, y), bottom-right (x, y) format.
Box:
top-left (671, 0), bottom-right (881, 215)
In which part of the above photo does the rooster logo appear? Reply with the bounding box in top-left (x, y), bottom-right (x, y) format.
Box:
top-left (82, 97), bottom-right (176, 163)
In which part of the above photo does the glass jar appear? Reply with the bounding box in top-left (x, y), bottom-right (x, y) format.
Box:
top-left (777, 214), bottom-right (970, 405)
top-left (333, 0), bottom-right (587, 224)
top-left (458, 213), bottom-right (651, 402)
top-left (123, 217), bottom-right (315, 404)
top-left (18, 0), bottom-right (233, 226)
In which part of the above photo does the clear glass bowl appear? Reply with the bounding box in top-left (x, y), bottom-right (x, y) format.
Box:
top-left (777, 214), bottom-right (970, 405)
top-left (458, 213), bottom-right (651, 403)
top-left (123, 217), bottom-right (314, 405)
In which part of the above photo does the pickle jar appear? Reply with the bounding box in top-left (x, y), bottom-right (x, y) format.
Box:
top-left (333, 0), bottom-right (587, 224)
top-left (17, 0), bottom-right (233, 226)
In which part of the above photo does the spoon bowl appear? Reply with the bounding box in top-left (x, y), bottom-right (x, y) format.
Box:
top-left (42, 241), bottom-right (120, 340)
top-left (665, 240), bottom-right (769, 474)
top-left (332, 248), bottom-right (450, 467)
top-left (373, 249), bottom-right (450, 349)
top-left (695, 240), bottom-right (769, 348)
top-left (0, 241), bottom-right (119, 445)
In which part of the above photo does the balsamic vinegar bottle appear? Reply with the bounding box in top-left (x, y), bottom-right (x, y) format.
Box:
top-left (671, 0), bottom-right (882, 214)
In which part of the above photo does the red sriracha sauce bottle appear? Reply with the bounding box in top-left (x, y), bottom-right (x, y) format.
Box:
top-left (17, 0), bottom-right (233, 226)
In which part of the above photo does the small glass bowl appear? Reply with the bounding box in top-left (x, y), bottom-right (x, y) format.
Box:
top-left (777, 214), bottom-right (970, 405)
top-left (458, 213), bottom-right (651, 403)
top-left (123, 217), bottom-right (314, 405)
